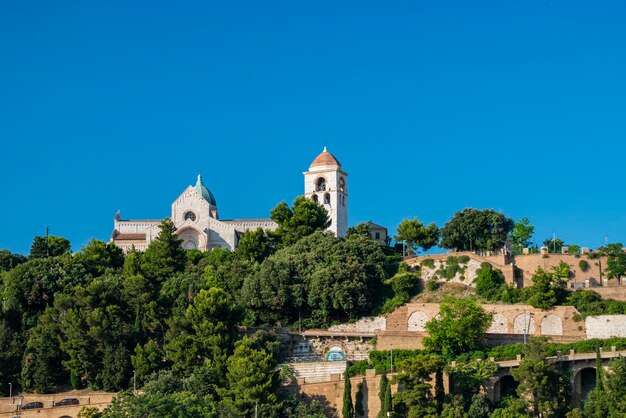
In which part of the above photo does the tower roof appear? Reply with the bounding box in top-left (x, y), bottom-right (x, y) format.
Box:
top-left (310, 146), bottom-right (341, 168)
top-left (195, 174), bottom-right (217, 206)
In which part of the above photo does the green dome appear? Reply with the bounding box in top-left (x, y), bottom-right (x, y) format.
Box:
top-left (195, 174), bottom-right (217, 206)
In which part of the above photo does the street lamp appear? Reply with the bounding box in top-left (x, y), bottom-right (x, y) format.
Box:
top-left (9, 383), bottom-right (12, 399)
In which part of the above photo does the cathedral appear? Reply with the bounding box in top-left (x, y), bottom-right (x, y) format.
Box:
top-left (110, 148), bottom-right (348, 252)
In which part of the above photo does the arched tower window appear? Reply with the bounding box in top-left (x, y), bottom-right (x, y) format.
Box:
top-left (324, 193), bottom-right (331, 205)
top-left (315, 177), bottom-right (327, 191)
top-left (311, 194), bottom-right (319, 203)
top-left (339, 177), bottom-right (345, 193)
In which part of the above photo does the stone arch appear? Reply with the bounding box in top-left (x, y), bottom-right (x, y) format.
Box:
top-left (494, 374), bottom-right (519, 402)
top-left (326, 344), bottom-right (346, 361)
top-left (487, 313), bottom-right (509, 334)
top-left (315, 177), bottom-right (327, 191)
top-left (541, 314), bottom-right (563, 336)
top-left (513, 313), bottom-right (535, 335)
top-left (177, 226), bottom-right (207, 251)
top-left (407, 311), bottom-right (429, 331)
top-left (573, 367), bottom-right (596, 401)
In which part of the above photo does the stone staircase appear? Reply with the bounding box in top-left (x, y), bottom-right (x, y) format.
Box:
top-left (288, 361), bottom-right (347, 383)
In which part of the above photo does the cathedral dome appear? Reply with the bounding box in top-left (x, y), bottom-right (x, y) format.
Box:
top-left (195, 174), bottom-right (217, 206)
top-left (310, 147), bottom-right (341, 168)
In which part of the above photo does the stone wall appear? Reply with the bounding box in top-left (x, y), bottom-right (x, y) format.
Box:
top-left (287, 369), bottom-right (388, 418)
top-left (405, 252), bottom-right (615, 292)
top-left (376, 303), bottom-right (586, 350)
top-left (585, 315), bottom-right (626, 339)
top-left (587, 286), bottom-right (626, 302)
top-left (513, 253), bottom-right (607, 287)
top-left (328, 317), bottom-right (386, 333)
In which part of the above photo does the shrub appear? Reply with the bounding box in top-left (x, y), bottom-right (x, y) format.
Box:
top-left (421, 258), bottom-right (435, 269)
top-left (475, 263), bottom-right (505, 300)
top-left (579, 260), bottom-right (590, 272)
top-left (438, 256), bottom-right (468, 281)
top-left (426, 279), bottom-right (439, 292)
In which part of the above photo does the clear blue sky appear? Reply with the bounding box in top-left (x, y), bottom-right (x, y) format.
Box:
top-left (1, 0), bottom-right (625, 255)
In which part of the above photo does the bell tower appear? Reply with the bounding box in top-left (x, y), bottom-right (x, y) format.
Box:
top-left (304, 147), bottom-right (348, 237)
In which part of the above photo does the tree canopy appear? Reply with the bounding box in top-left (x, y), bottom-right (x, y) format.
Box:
top-left (423, 297), bottom-right (493, 357)
top-left (395, 218), bottom-right (440, 255)
top-left (440, 208), bottom-right (514, 252)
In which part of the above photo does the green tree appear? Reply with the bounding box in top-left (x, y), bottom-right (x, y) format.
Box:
top-left (20, 307), bottom-right (65, 392)
top-left (378, 372), bottom-right (390, 418)
top-left (235, 227), bottom-right (274, 263)
top-left (599, 243), bottom-right (626, 284)
top-left (0, 316), bottom-right (24, 396)
top-left (467, 394), bottom-right (491, 418)
top-left (75, 239), bottom-right (124, 276)
top-left (511, 217), bottom-right (535, 253)
top-left (440, 209), bottom-right (514, 252)
top-left (222, 336), bottom-right (280, 417)
top-left (510, 337), bottom-right (569, 417)
top-left (523, 268), bottom-right (567, 310)
top-left (393, 354), bottom-right (443, 418)
top-left (543, 237), bottom-right (565, 254)
top-left (0, 250), bottom-right (27, 272)
top-left (355, 381), bottom-right (365, 416)
top-left (342, 367), bottom-right (354, 418)
top-left (241, 231), bottom-right (385, 327)
top-left (423, 297), bottom-right (493, 357)
top-left (440, 395), bottom-right (465, 418)
top-left (29, 235), bottom-right (71, 258)
top-left (141, 219), bottom-right (186, 280)
top-left (447, 358), bottom-right (498, 400)
top-left (584, 356), bottom-right (626, 417)
top-left (347, 223), bottom-right (372, 240)
top-left (270, 196), bottom-right (330, 247)
top-left (131, 340), bottom-right (162, 387)
top-left (395, 218), bottom-right (440, 255)
top-left (475, 262), bottom-right (505, 300)
top-left (165, 288), bottom-right (241, 377)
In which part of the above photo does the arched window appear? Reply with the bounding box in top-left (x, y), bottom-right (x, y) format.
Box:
top-left (339, 177), bottom-right (345, 193)
top-left (324, 193), bottom-right (331, 204)
top-left (311, 194), bottom-right (319, 203)
top-left (184, 211), bottom-right (196, 222)
top-left (315, 177), bottom-right (327, 191)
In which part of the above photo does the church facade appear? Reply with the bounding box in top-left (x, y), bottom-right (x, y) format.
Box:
top-left (110, 148), bottom-right (348, 252)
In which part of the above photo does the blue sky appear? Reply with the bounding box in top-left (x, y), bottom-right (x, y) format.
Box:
top-left (1, 0), bottom-right (625, 255)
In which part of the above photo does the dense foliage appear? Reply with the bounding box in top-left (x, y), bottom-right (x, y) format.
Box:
top-left (440, 209), bottom-right (514, 252)
top-left (0, 204), bottom-right (397, 416)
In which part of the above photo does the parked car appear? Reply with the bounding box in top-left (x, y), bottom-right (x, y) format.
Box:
top-left (54, 398), bottom-right (80, 407)
top-left (21, 402), bottom-right (44, 410)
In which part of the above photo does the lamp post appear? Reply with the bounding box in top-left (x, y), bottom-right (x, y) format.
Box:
top-left (9, 383), bottom-right (12, 399)
top-left (133, 370), bottom-right (136, 395)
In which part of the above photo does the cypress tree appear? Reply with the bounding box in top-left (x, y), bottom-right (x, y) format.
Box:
top-left (596, 348), bottom-right (603, 391)
top-left (378, 372), bottom-right (389, 418)
top-left (343, 368), bottom-right (354, 418)
top-left (355, 381), bottom-right (364, 417)
top-left (383, 378), bottom-right (392, 417)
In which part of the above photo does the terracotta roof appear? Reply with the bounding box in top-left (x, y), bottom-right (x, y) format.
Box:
top-left (310, 147), bottom-right (341, 168)
top-left (114, 233), bottom-right (146, 241)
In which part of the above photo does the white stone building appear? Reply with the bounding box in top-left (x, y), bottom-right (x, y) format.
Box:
top-left (111, 148), bottom-right (349, 251)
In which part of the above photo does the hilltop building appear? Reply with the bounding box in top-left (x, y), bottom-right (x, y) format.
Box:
top-left (110, 148), bottom-right (350, 252)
